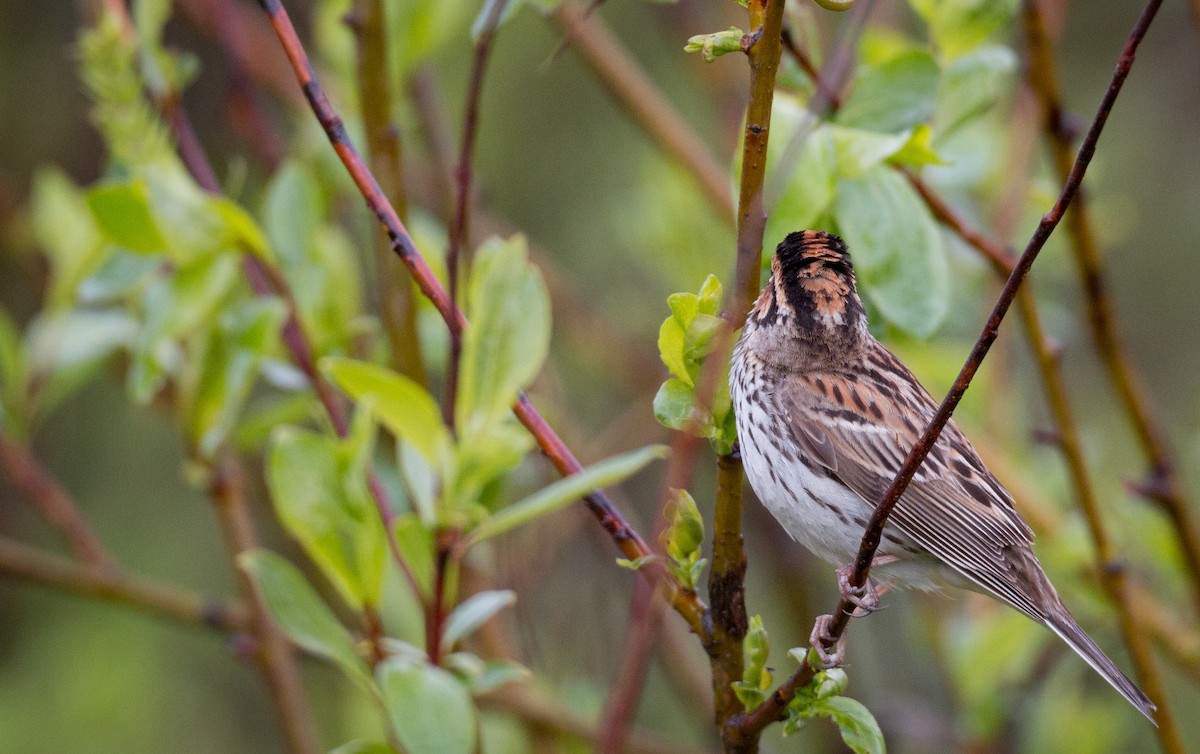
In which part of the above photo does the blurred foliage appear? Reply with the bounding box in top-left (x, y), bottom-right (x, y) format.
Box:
top-left (0, 0), bottom-right (1198, 752)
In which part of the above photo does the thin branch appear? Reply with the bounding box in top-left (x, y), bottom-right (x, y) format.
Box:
top-left (551, 2), bottom-right (736, 219)
top-left (255, 0), bottom-right (710, 640)
top-left (209, 456), bottom-right (321, 754)
top-left (1021, 0), bottom-right (1200, 613)
top-left (445, 0), bottom-right (510, 425)
top-left (0, 433), bottom-right (114, 572)
top-left (726, 0), bottom-right (1164, 742)
top-left (0, 535), bottom-right (248, 631)
top-left (348, 0), bottom-right (427, 385)
top-left (480, 686), bottom-right (719, 754)
top-left (597, 577), bottom-right (666, 754)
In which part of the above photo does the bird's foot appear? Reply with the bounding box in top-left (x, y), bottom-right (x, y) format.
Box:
top-left (809, 614), bottom-right (844, 669)
top-left (836, 560), bottom-right (893, 617)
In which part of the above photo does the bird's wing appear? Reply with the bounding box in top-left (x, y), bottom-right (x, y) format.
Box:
top-left (779, 344), bottom-right (1053, 620)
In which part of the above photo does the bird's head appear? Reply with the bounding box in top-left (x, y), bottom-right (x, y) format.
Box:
top-left (747, 231), bottom-right (868, 348)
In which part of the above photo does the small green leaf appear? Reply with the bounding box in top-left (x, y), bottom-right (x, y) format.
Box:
top-left (466, 445), bottom-right (667, 545)
top-left (239, 549), bottom-right (372, 690)
top-left (616, 555), bottom-right (658, 571)
top-left (393, 514), bottom-right (435, 599)
top-left (661, 489), bottom-right (704, 563)
top-left (378, 657), bottom-right (478, 754)
top-left (441, 590), bottom-right (516, 652)
top-left (30, 168), bottom-right (106, 309)
top-left (653, 378), bottom-right (699, 431)
top-left (87, 180), bottom-right (168, 253)
top-left (833, 166), bottom-right (948, 336)
top-left (801, 696), bottom-right (885, 754)
top-left (465, 660), bottom-right (530, 694)
top-left (266, 426), bottom-right (387, 609)
top-left (657, 315), bottom-right (690, 386)
top-left (684, 28), bottom-right (745, 63)
top-left (456, 235), bottom-right (551, 438)
top-left (888, 124), bottom-right (945, 167)
top-left (209, 196), bottom-right (275, 261)
top-left (837, 50), bottom-right (939, 134)
top-left (323, 357), bottom-right (449, 465)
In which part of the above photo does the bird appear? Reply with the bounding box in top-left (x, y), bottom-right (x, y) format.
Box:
top-left (729, 229), bottom-right (1156, 723)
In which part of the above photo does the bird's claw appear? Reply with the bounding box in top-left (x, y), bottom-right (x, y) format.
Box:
top-left (836, 564), bottom-right (882, 617)
top-left (809, 614), bottom-right (844, 669)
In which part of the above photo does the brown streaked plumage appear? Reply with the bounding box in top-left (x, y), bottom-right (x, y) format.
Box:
top-left (730, 230), bottom-right (1156, 723)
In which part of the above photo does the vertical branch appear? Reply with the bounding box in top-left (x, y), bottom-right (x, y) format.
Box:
top-left (446, 0), bottom-right (509, 426)
top-left (209, 457), bottom-right (321, 754)
top-left (1021, 0), bottom-right (1200, 609)
top-left (350, 0), bottom-right (427, 385)
top-left (0, 433), bottom-right (115, 573)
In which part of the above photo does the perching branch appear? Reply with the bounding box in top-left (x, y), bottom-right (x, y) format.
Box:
top-left (1021, 0), bottom-right (1200, 614)
top-left (255, 0), bottom-right (710, 640)
top-left (726, 0), bottom-right (1164, 742)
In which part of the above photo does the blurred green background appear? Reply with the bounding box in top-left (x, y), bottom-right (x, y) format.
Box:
top-left (2, 0), bottom-right (1200, 752)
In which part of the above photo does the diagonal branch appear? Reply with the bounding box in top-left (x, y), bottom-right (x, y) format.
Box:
top-left (725, 0), bottom-right (1164, 743)
top-left (1021, 0), bottom-right (1200, 613)
top-left (0, 432), bottom-right (114, 572)
top-left (254, 0), bottom-right (710, 640)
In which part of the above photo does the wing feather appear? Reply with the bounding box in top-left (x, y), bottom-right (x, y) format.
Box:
top-left (782, 344), bottom-right (1047, 619)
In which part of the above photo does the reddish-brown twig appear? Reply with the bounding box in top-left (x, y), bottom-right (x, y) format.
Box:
top-left (0, 433), bottom-right (114, 572)
top-left (255, 0), bottom-right (710, 639)
top-left (725, 1), bottom-right (1164, 745)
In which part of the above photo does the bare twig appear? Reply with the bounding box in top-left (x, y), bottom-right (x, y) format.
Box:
top-left (209, 457), bottom-right (321, 754)
top-left (0, 433), bottom-right (114, 572)
top-left (0, 535), bottom-right (248, 631)
top-left (726, 0), bottom-right (1164, 742)
top-left (597, 577), bottom-right (667, 754)
top-left (551, 2), bottom-right (735, 219)
top-left (255, 0), bottom-right (710, 640)
top-left (1021, 0), bottom-right (1200, 613)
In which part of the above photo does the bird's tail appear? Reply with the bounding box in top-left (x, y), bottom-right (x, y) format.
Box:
top-left (1044, 608), bottom-right (1157, 725)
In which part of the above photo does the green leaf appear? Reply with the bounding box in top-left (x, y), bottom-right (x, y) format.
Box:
top-left (266, 426), bottom-right (387, 609)
top-left (826, 125), bottom-right (912, 179)
top-left (393, 514), bottom-right (435, 599)
top-left (837, 50), bottom-right (939, 134)
top-left (800, 696), bottom-right (885, 754)
top-left (888, 124), bottom-right (945, 167)
top-left (465, 660), bottom-right (530, 694)
top-left (398, 443), bottom-right (440, 526)
top-left (684, 28), bottom-right (745, 63)
top-left (833, 166), bottom-right (948, 336)
top-left (764, 100), bottom-right (837, 249)
top-left (30, 168), bottom-right (106, 310)
top-left (456, 235), bottom-right (551, 438)
top-left (466, 444), bottom-right (667, 545)
top-left (934, 45), bottom-right (1016, 138)
top-left (87, 180), bottom-right (168, 254)
top-left (909, 0), bottom-right (1018, 60)
top-left (657, 315), bottom-right (690, 386)
top-left (185, 298), bottom-right (287, 459)
top-left (653, 378), bottom-right (698, 432)
top-left (262, 161), bottom-right (323, 269)
top-left (209, 196), bottom-right (275, 261)
top-left (441, 590), bottom-right (516, 652)
top-left (24, 309), bottom-right (138, 421)
top-left (323, 357), bottom-right (449, 465)
top-left (378, 657), bottom-right (478, 754)
top-left (661, 489), bottom-right (703, 563)
top-left (238, 550), bottom-right (373, 690)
